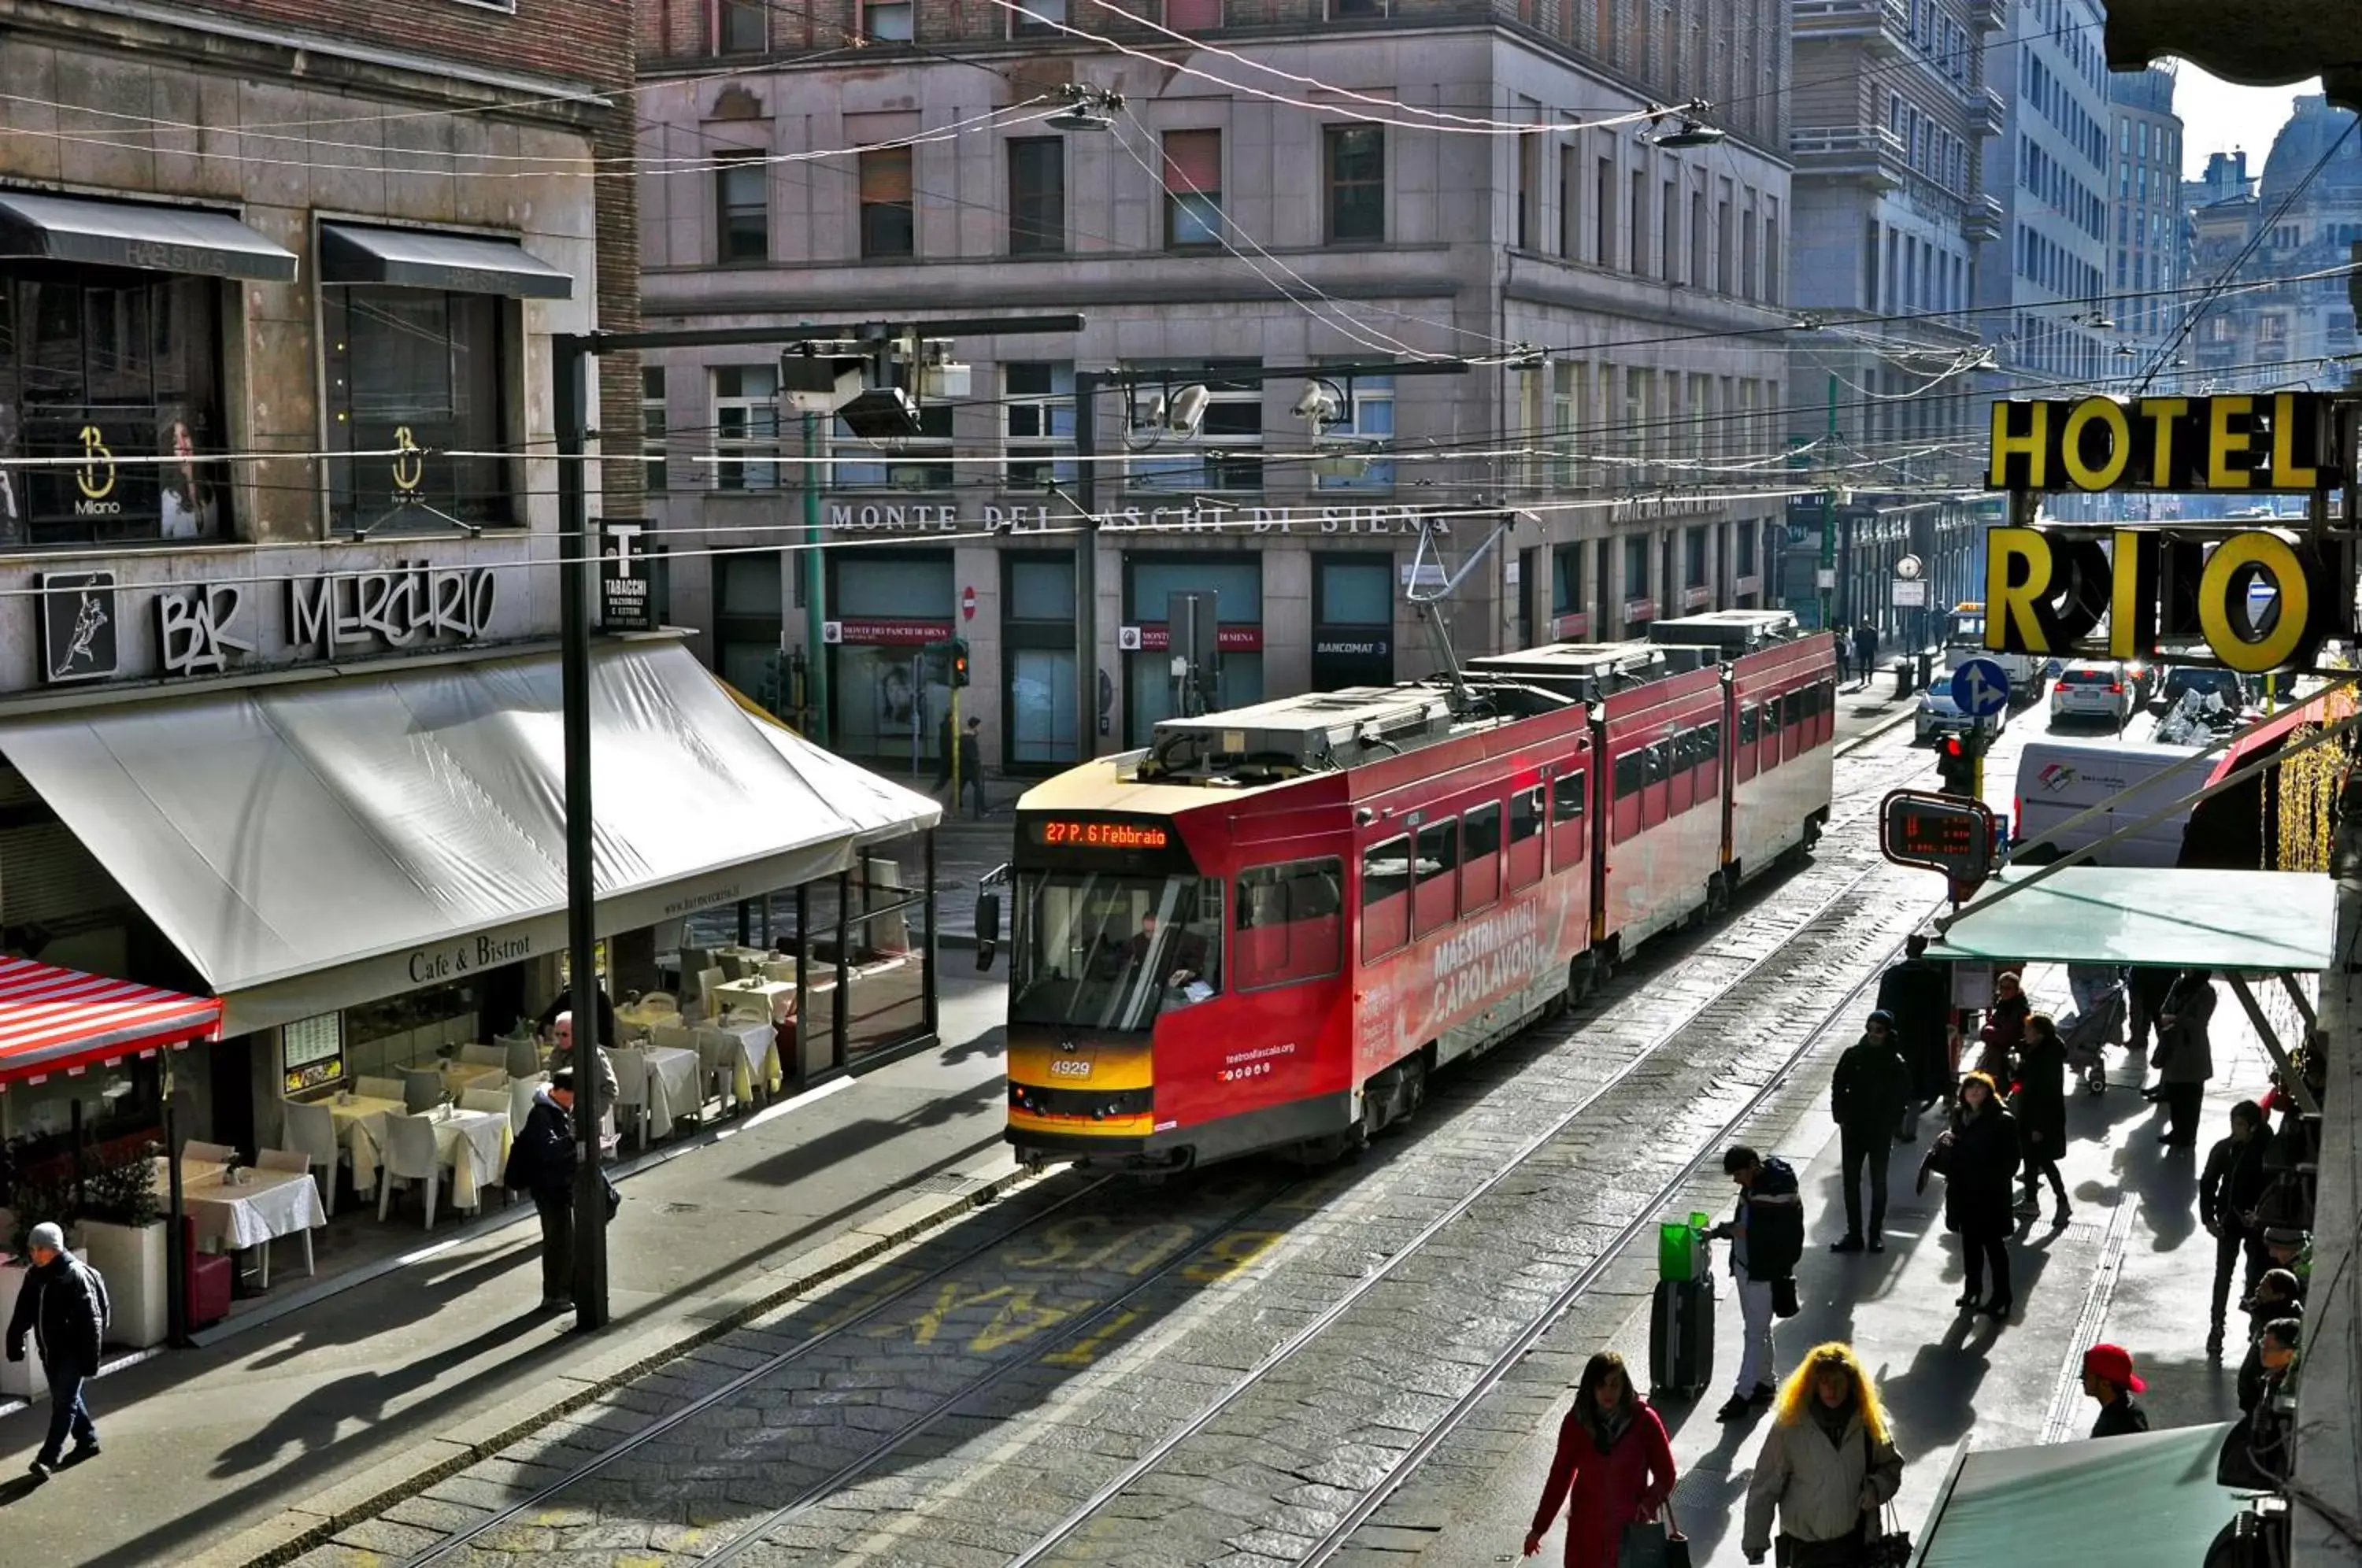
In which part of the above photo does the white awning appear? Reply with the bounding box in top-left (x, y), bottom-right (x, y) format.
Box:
top-left (1927, 867), bottom-right (2334, 972)
top-left (0, 639), bottom-right (939, 1034)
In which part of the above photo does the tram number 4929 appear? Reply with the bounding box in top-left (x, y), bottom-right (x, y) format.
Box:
top-left (1047, 1058), bottom-right (1092, 1078)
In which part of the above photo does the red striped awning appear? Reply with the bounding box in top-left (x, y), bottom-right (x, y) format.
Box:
top-left (0, 958), bottom-right (220, 1089)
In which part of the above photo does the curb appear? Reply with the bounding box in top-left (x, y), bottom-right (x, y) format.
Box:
top-left (193, 1163), bottom-right (1042, 1568)
top-left (1836, 698), bottom-right (1923, 756)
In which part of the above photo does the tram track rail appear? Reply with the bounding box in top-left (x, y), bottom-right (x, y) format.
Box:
top-left (998, 841), bottom-right (1933, 1567)
top-left (365, 721), bottom-right (1934, 1568)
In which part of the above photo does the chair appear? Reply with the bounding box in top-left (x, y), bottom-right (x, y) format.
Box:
top-left (761, 959), bottom-right (798, 984)
top-left (611, 1046), bottom-right (653, 1152)
top-left (254, 1149), bottom-right (317, 1281)
top-left (718, 952), bottom-right (750, 982)
top-left (506, 1074), bottom-right (542, 1135)
top-left (458, 1043), bottom-right (509, 1068)
top-left (695, 1026), bottom-right (750, 1114)
top-left (181, 1215), bottom-right (231, 1331)
top-left (636, 991), bottom-right (679, 1014)
top-left (402, 1067), bottom-right (444, 1115)
top-left (183, 1140), bottom-right (235, 1164)
top-left (697, 966), bottom-right (727, 1016)
top-left (378, 1113), bottom-right (449, 1228)
top-left (504, 1036), bottom-right (542, 1082)
top-left (357, 1075), bottom-right (404, 1103)
top-left (459, 1087), bottom-right (509, 1116)
top-left (280, 1100), bottom-right (343, 1219)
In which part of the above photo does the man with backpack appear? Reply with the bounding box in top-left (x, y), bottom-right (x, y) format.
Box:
top-left (5, 1219), bottom-right (109, 1479)
top-left (1708, 1146), bottom-right (1803, 1422)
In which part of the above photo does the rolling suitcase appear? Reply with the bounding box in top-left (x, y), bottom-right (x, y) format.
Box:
top-left (1649, 1275), bottom-right (1715, 1400)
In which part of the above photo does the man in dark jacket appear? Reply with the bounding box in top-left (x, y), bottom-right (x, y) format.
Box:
top-left (2081, 1343), bottom-right (2151, 1438)
top-left (1875, 934), bottom-right (1953, 1141)
top-left (1709, 1146), bottom-right (1803, 1422)
top-left (2152, 967), bottom-right (2218, 1147)
top-left (1831, 1011), bottom-right (1913, 1253)
top-left (2201, 1100), bottom-right (2274, 1358)
top-left (5, 1220), bottom-right (109, 1478)
top-left (505, 1069), bottom-right (581, 1311)
top-left (1853, 623), bottom-right (1879, 690)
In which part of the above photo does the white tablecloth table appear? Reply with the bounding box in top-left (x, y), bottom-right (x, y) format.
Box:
top-left (640, 1045), bottom-right (705, 1138)
top-left (157, 1157), bottom-right (326, 1288)
top-left (706, 1017), bottom-right (783, 1105)
top-left (616, 1002), bottom-right (679, 1038)
top-left (710, 978), bottom-right (797, 1027)
top-left (432, 1060), bottom-right (507, 1096)
top-left (349, 1105), bottom-right (513, 1211)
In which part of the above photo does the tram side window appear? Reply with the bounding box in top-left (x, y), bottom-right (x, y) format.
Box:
top-left (1413, 817), bottom-right (1460, 937)
top-left (1550, 769), bottom-right (1586, 866)
top-left (1612, 748), bottom-right (1646, 841)
top-left (1694, 719), bottom-right (1721, 799)
top-left (1741, 704), bottom-right (1767, 775)
top-left (1236, 856), bottom-right (1345, 989)
top-left (1508, 785), bottom-right (1545, 889)
top-left (1783, 689), bottom-right (1807, 761)
top-left (1817, 679), bottom-right (1838, 745)
top-left (1361, 836), bottom-right (1412, 961)
top-left (1668, 729), bottom-right (1697, 814)
top-left (1462, 801), bottom-right (1503, 912)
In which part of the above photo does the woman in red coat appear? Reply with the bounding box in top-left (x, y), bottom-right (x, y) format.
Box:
top-left (1524, 1350), bottom-right (1679, 1566)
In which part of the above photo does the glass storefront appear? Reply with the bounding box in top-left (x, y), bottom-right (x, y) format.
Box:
top-left (828, 550), bottom-right (953, 769)
top-left (1004, 552), bottom-right (1080, 772)
top-left (1310, 553), bottom-right (1395, 690)
top-left (1124, 555), bottom-right (1263, 745)
top-left (716, 552), bottom-right (786, 697)
top-left (0, 271), bottom-right (227, 548)
top-left (324, 287), bottom-right (509, 534)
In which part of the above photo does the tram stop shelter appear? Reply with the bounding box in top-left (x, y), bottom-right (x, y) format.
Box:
top-left (1909, 1422), bottom-right (2245, 1568)
top-left (1925, 865), bottom-right (2334, 1107)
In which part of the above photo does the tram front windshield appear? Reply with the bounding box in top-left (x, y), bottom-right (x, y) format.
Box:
top-left (1009, 871), bottom-right (1224, 1033)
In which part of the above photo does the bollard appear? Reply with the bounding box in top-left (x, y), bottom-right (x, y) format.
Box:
top-left (1894, 658), bottom-right (1916, 700)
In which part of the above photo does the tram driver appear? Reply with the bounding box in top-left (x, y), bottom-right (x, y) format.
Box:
top-left (1123, 912), bottom-right (1215, 1006)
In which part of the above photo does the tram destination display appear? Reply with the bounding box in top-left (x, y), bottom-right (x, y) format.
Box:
top-left (1026, 817), bottom-right (1173, 852)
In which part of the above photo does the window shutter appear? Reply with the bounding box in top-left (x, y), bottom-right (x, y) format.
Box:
top-left (860, 148), bottom-right (913, 204)
top-left (1162, 130), bottom-right (1221, 193)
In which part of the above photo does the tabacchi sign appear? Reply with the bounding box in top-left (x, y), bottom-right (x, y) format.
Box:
top-left (1983, 526), bottom-right (2346, 675)
top-left (1986, 393), bottom-right (2343, 494)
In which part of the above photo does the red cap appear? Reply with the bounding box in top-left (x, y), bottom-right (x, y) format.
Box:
top-left (2082, 1343), bottom-right (2145, 1393)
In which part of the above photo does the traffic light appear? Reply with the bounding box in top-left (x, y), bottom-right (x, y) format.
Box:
top-left (1936, 734), bottom-right (1974, 796)
top-left (950, 638), bottom-right (971, 688)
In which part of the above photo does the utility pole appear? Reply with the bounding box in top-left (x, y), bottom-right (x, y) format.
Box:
top-left (1819, 371), bottom-right (1838, 633)
top-left (802, 410), bottom-right (827, 744)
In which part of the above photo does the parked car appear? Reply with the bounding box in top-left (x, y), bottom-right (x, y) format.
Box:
top-left (2155, 664), bottom-right (2255, 712)
top-left (1916, 682), bottom-right (2006, 745)
top-left (2050, 660), bottom-right (2138, 727)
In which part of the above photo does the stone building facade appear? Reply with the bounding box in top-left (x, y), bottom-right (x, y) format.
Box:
top-left (2105, 65), bottom-right (2182, 364)
top-left (634, 0), bottom-right (1797, 777)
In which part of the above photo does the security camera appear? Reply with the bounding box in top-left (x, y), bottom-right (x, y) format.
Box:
top-left (1166, 383), bottom-right (1211, 440)
top-left (1291, 381), bottom-right (1342, 423)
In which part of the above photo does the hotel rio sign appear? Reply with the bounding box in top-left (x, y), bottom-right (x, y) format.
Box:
top-left (1982, 393), bottom-right (2356, 675)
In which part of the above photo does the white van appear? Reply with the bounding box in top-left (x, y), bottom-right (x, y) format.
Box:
top-left (2012, 738), bottom-right (2212, 867)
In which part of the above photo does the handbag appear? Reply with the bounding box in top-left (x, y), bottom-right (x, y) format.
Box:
top-left (1619, 1500), bottom-right (1692, 1568)
top-left (1857, 1426), bottom-right (1912, 1568)
top-left (1772, 1275), bottom-right (1801, 1319)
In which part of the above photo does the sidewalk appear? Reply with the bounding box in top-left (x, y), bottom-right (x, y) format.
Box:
top-left (0, 963), bottom-right (1025, 1568)
top-left (1407, 958), bottom-right (2279, 1567)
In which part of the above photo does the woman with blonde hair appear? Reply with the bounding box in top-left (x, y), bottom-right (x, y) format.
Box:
top-left (1742, 1341), bottom-right (1904, 1567)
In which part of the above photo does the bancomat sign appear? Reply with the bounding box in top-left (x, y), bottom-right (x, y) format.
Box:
top-left (1983, 526), bottom-right (2345, 675)
top-left (1987, 393), bottom-right (2343, 494)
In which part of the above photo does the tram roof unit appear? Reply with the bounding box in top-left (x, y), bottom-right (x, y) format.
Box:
top-left (1460, 640), bottom-right (1679, 704)
top-left (1135, 680), bottom-right (1572, 783)
top-left (1646, 608), bottom-right (1806, 653)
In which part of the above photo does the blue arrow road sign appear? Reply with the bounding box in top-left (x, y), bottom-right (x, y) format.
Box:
top-left (1950, 656), bottom-right (2011, 718)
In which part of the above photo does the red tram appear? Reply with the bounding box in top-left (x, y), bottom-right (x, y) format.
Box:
top-left (1001, 611), bottom-right (1838, 1170)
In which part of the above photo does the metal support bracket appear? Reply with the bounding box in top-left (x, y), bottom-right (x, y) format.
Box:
top-left (2225, 971), bottom-right (2320, 1117)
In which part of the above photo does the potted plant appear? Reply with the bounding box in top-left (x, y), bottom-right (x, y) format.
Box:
top-left (0, 1170), bottom-right (86, 1396)
top-left (72, 1148), bottom-right (168, 1350)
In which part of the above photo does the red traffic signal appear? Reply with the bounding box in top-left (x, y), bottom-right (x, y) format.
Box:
top-left (1935, 734), bottom-right (1973, 795)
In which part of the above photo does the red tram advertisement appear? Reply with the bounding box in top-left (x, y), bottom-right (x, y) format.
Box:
top-left (1002, 611), bottom-right (1838, 1171)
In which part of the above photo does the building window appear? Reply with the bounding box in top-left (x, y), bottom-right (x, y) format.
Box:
top-left (1009, 0), bottom-right (1066, 34)
top-left (716, 153), bottom-right (768, 264)
top-left (1, 275), bottom-right (228, 547)
top-left (1594, 156), bottom-right (1614, 266)
top-left (1167, 0), bottom-right (1223, 26)
top-left (325, 287), bottom-right (507, 534)
top-left (1623, 534), bottom-right (1647, 601)
top-left (1164, 130), bottom-right (1223, 248)
top-left (1326, 125), bottom-right (1385, 243)
top-left (711, 366), bottom-right (781, 491)
top-left (1005, 553), bottom-right (1079, 767)
top-left (1734, 523), bottom-right (1757, 577)
top-left (713, 0), bottom-right (765, 53)
top-left (859, 146), bottom-right (916, 258)
top-left (1551, 542), bottom-right (1583, 615)
top-left (642, 366), bottom-right (668, 492)
top-left (1628, 170), bottom-right (1647, 272)
top-left (1129, 361), bottom-right (1260, 493)
top-left (1314, 372), bottom-right (1392, 490)
top-left (716, 553), bottom-right (785, 711)
top-left (1008, 137), bottom-right (1065, 254)
top-left (1550, 361), bottom-right (1579, 487)
top-left (1332, 0), bottom-right (1391, 13)
top-left (1005, 361), bottom-right (1076, 486)
top-left (1684, 525), bottom-right (1707, 589)
top-left (861, 0), bottom-right (913, 39)
top-left (834, 372), bottom-right (952, 487)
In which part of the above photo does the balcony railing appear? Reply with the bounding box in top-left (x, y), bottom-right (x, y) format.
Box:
top-left (1790, 125), bottom-right (1909, 191)
top-left (1793, 0), bottom-right (1910, 53)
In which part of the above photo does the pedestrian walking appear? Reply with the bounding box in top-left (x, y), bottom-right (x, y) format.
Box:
top-left (1853, 623), bottom-right (1880, 690)
top-left (1831, 624), bottom-right (1853, 686)
top-left (1935, 1071), bottom-right (2020, 1322)
top-left (1875, 934), bottom-right (1953, 1143)
top-left (1830, 1011), bottom-right (1912, 1254)
top-left (2082, 1344), bottom-right (2151, 1438)
top-left (1708, 1145), bottom-right (1804, 1422)
top-left (3, 1220), bottom-right (108, 1479)
top-left (1977, 969), bottom-right (2029, 1077)
top-left (2127, 965), bottom-right (2177, 1062)
top-left (2011, 1013), bottom-right (2071, 1224)
top-left (1523, 1350), bottom-right (1678, 1566)
top-left (953, 715), bottom-right (990, 819)
top-left (505, 1067), bottom-right (581, 1311)
top-left (1741, 1341), bottom-right (1905, 1568)
top-left (2149, 967), bottom-right (2217, 1148)
top-left (2201, 1099), bottom-right (2273, 1358)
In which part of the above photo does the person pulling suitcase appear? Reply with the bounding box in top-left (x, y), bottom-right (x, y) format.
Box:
top-left (1708, 1145), bottom-right (1804, 1423)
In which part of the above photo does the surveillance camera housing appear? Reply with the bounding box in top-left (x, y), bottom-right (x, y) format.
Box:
top-left (839, 386), bottom-right (924, 439)
top-left (1291, 381), bottom-right (1341, 422)
top-left (1166, 383), bottom-right (1211, 440)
